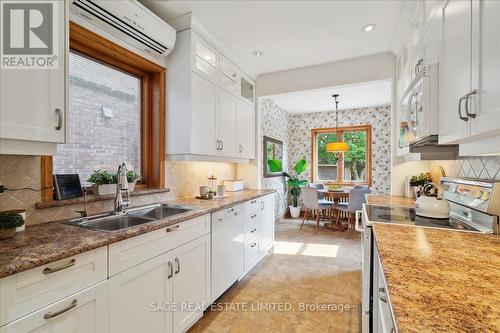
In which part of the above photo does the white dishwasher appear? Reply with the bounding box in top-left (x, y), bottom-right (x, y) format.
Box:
top-left (211, 204), bottom-right (245, 302)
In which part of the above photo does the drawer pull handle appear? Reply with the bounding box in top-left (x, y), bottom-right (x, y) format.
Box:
top-left (251, 214), bottom-right (257, 219)
top-left (43, 259), bottom-right (76, 274)
top-left (228, 208), bottom-right (234, 213)
top-left (251, 228), bottom-right (257, 233)
top-left (167, 261), bottom-right (173, 279)
top-left (166, 225), bottom-right (179, 232)
top-left (44, 299), bottom-right (77, 319)
top-left (250, 200), bottom-right (257, 204)
top-left (379, 296), bottom-right (388, 303)
top-left (54, 108), bottom-right (63, 130)
top-left (174, 257), bottom-right (180, 274)
top-left (250, 242), bottom-right (257, 248)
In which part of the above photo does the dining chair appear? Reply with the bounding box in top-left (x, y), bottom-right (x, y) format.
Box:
top-left (333, 187), bottom-right (371, 237)
top-left (300, 187), bottom-right (334, 234)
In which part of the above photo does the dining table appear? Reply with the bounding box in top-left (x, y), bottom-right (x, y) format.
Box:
top-left (317, 189), bottom-right (350, 230)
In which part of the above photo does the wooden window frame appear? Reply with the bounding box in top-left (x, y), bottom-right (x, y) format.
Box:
top-left (311, 125), bottom-right (372, 186)
top-left (41, 22), bottom-right (165, 202)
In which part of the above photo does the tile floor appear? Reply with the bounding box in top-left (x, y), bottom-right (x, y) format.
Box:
top-left (189, 219), bottom-right (362, 333)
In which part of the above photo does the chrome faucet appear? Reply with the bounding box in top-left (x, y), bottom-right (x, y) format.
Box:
top-left (114, 163), bottom-right (130, 214)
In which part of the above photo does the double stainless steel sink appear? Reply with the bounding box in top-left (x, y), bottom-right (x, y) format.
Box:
top-left (64, 203), bottom-right (193, 232)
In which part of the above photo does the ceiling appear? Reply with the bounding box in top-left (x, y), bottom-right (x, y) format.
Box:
top-left (268, 80), bottom-right (392, 113)
top-left (140, 0), bottom-right (403, 76)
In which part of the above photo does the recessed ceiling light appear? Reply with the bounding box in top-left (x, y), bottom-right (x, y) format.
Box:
top-left (253, 50), bottom-right (263, 56)
top-left (363, 24), bottom-right (376, 32)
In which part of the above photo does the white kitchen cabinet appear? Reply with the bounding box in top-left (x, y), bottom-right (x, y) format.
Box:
top-left (470, 0), bottom-right (500, 137)
top-left (211, 205), bottom-right (244, 302)
top-left (170, 234), bottom-right (210, 333)
top-left (219, 91), bottom-right (238, 157)
top-left (191, 74), bottom-right (219, 156)
top-left (0, 247), bottom-right (107, 326)
top-left (109, 254), bottom-right (172, 333)
top-left (439, 0), bottom-right (473, 144)
top-left (0, 282), bottom-right (109, 333)
top-left (167, 28), bottom-right (255, 162)
top-left (372, 246), bottom-right (396, 333)
top-left (260, 194), bottom-right (275, 255)
top-left (236, 100), bottom-right (256, 159)
top-left (0, 0), bottom-right (67, 155)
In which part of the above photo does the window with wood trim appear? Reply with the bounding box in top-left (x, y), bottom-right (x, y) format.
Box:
top-left (311, 125), bottom-right (372, 186)
top-left (41, 22), bottom-right (165, 202)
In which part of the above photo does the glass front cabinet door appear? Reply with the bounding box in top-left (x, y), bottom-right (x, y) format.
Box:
top-left (240, 75), bottom-right (254, 104)
top-left (194, 35), bottom-right (218, 83)
top-left (221, 56), bottom-right (240, 96)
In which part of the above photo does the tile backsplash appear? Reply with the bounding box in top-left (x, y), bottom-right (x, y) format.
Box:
top-left (0, 155), bottom-right (235, 226)
top-left (456, 156), bottom-right (500, 180)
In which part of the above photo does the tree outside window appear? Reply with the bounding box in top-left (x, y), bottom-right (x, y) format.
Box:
top-left (312, 125), bottom-right (371, 185)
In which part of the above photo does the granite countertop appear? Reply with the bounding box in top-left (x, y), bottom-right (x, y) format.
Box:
top-left (373, 223), bottom-right (500, 332)
top-left (0, 189), bottom-right (275, 279)
top-left (366, 194), bottom-right (415, 208)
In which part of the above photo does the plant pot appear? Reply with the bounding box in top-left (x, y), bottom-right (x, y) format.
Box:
top-left (128, 182), bottom-right (135, 192)
top-left (289, 205), bottom-right (301, 218)
top-left (95, 184), bottom-right (117, 196)
top-left (0, 228), bottom-right (16, 240)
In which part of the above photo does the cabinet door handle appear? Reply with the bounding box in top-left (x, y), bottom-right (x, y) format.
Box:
top-left (458, 95), bottom-right (469, 121)
top-left (216, 140), bottom-right (220, 150)
top-left (54, 108), bottom-right (62, 130)
top-left (174, 257), bottom-right (180, 274)
top-left (166, 225), bottom-right (179, 232)
top-left (250, 242), bottom-right (257, 248)
top-left (465, 89), bottom-right (478, 118)
top-left (167, 261), bottom-right (173, 279)
top-left (251, 228), bottom-right (257, 233)
top-left (44, 299), bottom-right (77, 319)
top-left (239, 144), bottom-right (243, 153)
top-left (43, 258), bottom-right (76, 274)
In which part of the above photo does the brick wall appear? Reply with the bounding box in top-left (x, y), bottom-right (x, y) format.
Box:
top-left (53, 52), bottom-right (141, 183)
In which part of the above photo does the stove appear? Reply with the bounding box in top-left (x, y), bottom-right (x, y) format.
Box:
top-left (364, 205), bottom-right (480, 232)
top-left (360, 178), bottom-right (500, 333)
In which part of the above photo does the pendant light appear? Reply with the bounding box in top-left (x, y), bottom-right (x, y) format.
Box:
top-left (326, 94), bottom-right (349, 153)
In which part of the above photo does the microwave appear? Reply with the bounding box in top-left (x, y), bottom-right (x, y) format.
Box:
top-left (399, 64), bottom-right (439, 149)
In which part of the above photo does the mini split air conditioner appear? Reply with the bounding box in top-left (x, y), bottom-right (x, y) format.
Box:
top-left (71, 0), bottom-right (176, 57)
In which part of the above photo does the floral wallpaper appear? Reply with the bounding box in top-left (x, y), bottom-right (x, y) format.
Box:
top-left (287, 105), bottom-right (392, 194)
top-left (261, 98), bottom-right (289, 218)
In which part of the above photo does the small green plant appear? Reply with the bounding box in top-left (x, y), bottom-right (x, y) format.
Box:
top-left (283, 158), bottom-right (308, 207)
top-left (126, 170), bottom-right (140, 183)
top-left (0, 212), bottom-right (24, 230)
top-left (87, 170), bottom-right (116, 186)
top-left (410, 173), bottom-right (429, 187)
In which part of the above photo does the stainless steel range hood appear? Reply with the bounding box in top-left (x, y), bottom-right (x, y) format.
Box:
top-left (409, 135), bottom-right (458, 160)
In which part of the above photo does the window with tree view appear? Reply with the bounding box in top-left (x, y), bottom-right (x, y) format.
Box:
top-left (312, 126), bottom-right (371, 185)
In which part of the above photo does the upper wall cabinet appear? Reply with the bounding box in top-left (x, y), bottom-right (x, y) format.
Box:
top-left (0, 0), bottom-right (67, 155)
top-left (439, 0), bottom-right (500, 147)
top-left (166, 29), bottom-right (256, 161)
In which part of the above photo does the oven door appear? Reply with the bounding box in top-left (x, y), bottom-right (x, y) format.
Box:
top-left (361, 209), bottom-right (373, 332)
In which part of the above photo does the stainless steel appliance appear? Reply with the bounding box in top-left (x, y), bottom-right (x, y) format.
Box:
top-left (359, 177), bottom-right (500, 332)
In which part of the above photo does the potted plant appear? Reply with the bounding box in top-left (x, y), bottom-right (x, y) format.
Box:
top-left (283, 159), bottom-right (308, 218)
top-left (0, 212), bottom-right (24, 240)
top-left (127, 170), bottom-right (140, 192)
top-left (87, 170), bottom-right (117, 196)
top-left (409, 173), bottom-right (429, 198)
